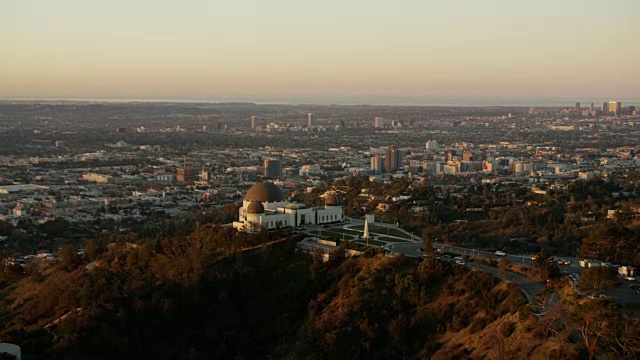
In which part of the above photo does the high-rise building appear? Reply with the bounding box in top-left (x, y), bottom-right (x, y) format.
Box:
top-left (384, 145), bottom-right (402, 173)
top-left (176, 167), bottom-right (196, 183)
top-left (601, 102), bottom-right (608, 115)
top-left (444, 149), bottom-right (457, 162)
top-left (426, 140), bottom-right (438, 150)
top-left (374, 117), bottom-right (384, 128)
top-left (370, 155), bottom-right (383, 174)
top-left (201, 169), bottom-right (211, 182)
top-left (176, 158), bottom-right (196, 183)
top-left (263, 158), bottom-right (282, 178)
top-left (307, 113), bottom-right (315, 128)
top-left (608, 101), bottom-right (622, 115)
top-left (590, 103), bottom-right (594, 113)
top-left (251, 116), bottom-right (257, 129)
top-left (575, 102), bottom-right (581, 113)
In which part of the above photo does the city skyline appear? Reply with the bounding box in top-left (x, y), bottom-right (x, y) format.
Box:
top-left (1, 0), bottom-right (639, 103)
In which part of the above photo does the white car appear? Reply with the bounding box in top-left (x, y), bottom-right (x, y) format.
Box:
top-left (495, 251), bottom-right (506, 256)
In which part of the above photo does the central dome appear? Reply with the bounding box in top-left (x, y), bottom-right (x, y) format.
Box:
top-left (244, 182), bottom-right (285, 202)
top-left (325, 194), bottom-right (341, 206)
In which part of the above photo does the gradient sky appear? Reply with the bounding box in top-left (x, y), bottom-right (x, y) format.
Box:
top-left (1, 0), bottom-right (639, 103)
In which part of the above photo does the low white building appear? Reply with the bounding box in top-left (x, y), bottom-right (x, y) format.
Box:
top-left (233, 182), bottom-right (344, 232)
top-left (0, 342), bottom-right (21, 360)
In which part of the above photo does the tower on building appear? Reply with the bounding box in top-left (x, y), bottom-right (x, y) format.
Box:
top-left (374, 117), bottom-right (384, 128)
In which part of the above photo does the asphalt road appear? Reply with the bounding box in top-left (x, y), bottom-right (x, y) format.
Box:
top-left (386, 242), bottom-right (546, 301)
top-left (388, 241), bottom-right (582, 273)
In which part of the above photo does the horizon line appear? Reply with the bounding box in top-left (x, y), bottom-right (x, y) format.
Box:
top-left (1, 95), bottom-right (639, 108)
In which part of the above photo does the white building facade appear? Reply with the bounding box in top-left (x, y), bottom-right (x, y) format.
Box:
top-left (233, 182), bottom-right (344, 232)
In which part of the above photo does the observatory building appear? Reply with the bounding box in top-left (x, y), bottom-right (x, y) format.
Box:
top-left (233, 182), bottom-right (344, 232)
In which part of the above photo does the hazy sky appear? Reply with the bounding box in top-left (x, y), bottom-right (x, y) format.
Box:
top-left (1, 0), bottom-right (639, 104)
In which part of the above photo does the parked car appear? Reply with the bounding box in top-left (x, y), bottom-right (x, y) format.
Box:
top-left (495, 251), bottom-right (506, 256)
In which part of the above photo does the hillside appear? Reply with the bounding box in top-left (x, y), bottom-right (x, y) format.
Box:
top-left (0, 226), bottom-right (637, 359)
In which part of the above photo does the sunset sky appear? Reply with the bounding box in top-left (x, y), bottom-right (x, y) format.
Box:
top-left (1, 0), bottom-right (638, 104)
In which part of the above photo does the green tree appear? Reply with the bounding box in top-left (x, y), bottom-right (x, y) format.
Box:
top-left (422, 233), bottom-right (436, 258)
top-left (606, 316), bottom-right (640, 359)
top-left (533, 249), bottom-right (560, 281)
top-left (58, 245), bottom-right (81, 272)
top-left (570, 300), bottom-right (619, 360)
top-left (0, 262), bottom-right (25, 287)
top-left (497, 256), bottom-right (510, 280)
top-left (579, 220), bottom-right (640, 265)
top-left (578, 266), bottom-right (617, 295)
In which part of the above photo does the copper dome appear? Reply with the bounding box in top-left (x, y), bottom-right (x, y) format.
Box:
top-left (324, 194), bottom-right (341, 206)
top-left (246, 200), bottom-right (265, 214)
top-left (244, 182), bottom-right (285, 202)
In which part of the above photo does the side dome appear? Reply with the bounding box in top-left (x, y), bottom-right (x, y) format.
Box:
top-left (246, 200), bottom-right (265, 214)
top-left (325, 194), bottom-right (341, 206)
top-left (245, 182), bottom-right (285, 202)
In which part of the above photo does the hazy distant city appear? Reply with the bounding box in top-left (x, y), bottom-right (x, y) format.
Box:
top-left (2, 0), bottom-right (640, 358)
top-left (0, 97), bottom-right (639, 358)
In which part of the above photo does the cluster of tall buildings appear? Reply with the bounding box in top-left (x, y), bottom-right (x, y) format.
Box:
top-left (370, 145), bottom-right (403, 174)
top-left (373, 116), bottom-right (409, 129)
top-left (250, 113), bottom-right (317, 130)
top-left (573, 101), bottom-right (630, 116)
top-left (603, 101), bottom-right (622, 116)
top-left (249, 114), bottom-right (413, 130)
